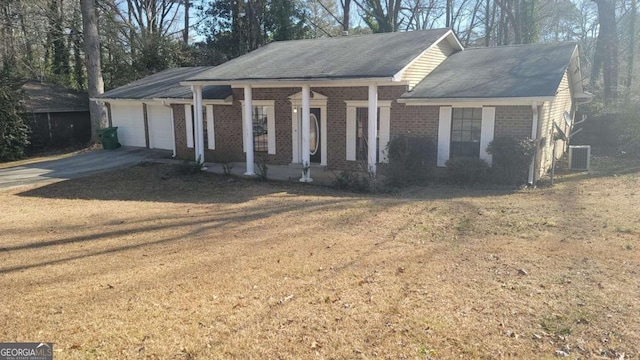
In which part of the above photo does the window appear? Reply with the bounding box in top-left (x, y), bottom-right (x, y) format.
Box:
top-left (242, 101), bottom-right (274, 155)
top-left (450, 108), bottom-right (482, 158)
top-left (203, 106), bottom-right (208, 150)
top-left (355, 108), bottom-right (380, 162)
top-left (252, 106), bottom-right (268, 152)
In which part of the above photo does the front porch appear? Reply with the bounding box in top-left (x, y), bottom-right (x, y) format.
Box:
top-left (203, 162), bottom-right (336, 185)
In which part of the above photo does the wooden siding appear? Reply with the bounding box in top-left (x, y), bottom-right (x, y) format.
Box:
top-left (537, 70), bottom-right (573, 178)
top-left (401, 40), bottom-right (457, 89)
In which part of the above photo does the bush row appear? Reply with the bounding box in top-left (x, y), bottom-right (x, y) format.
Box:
top-left (332, 135), bottom-right (537, 192)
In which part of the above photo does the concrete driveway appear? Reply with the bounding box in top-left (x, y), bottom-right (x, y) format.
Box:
top-left (0, 147), bottom-right (172, 190)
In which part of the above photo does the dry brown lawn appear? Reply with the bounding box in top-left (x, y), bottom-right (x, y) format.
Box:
top-left (1, 159), bottom-right (639, 359)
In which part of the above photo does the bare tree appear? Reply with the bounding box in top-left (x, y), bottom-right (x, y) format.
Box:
top-left (591, 0), bottom-right (619, 102)
top-left (81, 0), bottom-right (107, 141)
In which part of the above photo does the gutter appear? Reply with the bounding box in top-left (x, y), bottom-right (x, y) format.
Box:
top-left (179, 77), bottom-right (398, 87)
top-left (574, 92), bottom-right (594, 105)
top-left (398, 96), bottom-right (555, 105)
top-left (528, 102), bottom-right (540, 186)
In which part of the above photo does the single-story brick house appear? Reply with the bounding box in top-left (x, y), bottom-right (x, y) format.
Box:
top-left (97, 28), bottom-right (590, 184)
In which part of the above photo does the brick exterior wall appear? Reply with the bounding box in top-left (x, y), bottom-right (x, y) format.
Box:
top-left (171, 87), bottom-right (535, 172)
top-left (173, 104), bottom-right (190, 159)
top-left (494, 105), bottom-right (533, 139)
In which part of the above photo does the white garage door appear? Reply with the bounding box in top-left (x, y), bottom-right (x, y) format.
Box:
top-left (146, 104), bottom-right (174, 150)
top-left (110, 103), bottom-right (146, 147)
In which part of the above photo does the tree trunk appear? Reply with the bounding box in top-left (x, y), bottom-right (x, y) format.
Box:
top-left (81, 0), bottom-right (107, 142)
top-left (183, 0), bottom-right (189, 44)
top-left (626, 0), bottom-right (636, 97)
top-left (342, 0), bottom-right (350, 33)
top-left (593, 0), bottom-right (619, 102)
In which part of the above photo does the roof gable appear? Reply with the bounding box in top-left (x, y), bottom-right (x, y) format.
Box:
top-left (186, 28), bottom-right (455, 82)
top-left (402, 42), bottom-right (578, 100)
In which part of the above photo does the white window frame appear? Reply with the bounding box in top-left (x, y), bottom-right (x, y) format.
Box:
top-left (206, 105), bottom-right (215, 150)
top-left (345, 100), bottom-right (392, 162)
top-left (240, 100), bottom-right (276, 155)
top-left (184, 104), bottom-right (194, 149)
top-left (437, 105), bottom-right (495, 166)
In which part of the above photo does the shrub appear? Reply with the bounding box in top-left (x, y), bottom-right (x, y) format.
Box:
top-left (332, 170), bottom-right (370, 193)
top-left (256, 156), bottom-right (268, 181)
top-left (486, 137), bottom-right (536, 185)
top-left (383, 135), bottom-right (435, 187)
top-left (177, 156), bottom-right (204, 175)
top-left (616, 103), bottom-right (640, 157)
top-left (0, 68), bottom-right (29, 161)
top-left (445, 157), bottom-right (489, 184)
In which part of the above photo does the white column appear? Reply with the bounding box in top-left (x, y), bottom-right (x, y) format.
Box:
top-left (243, 85), bottom-right (255, 175)
top-left (368, 84), bottom-right (378, 174)
top-left (192, 85), bottom-right (204, 163)
top-left (300, 84), bottom-right (312, 182)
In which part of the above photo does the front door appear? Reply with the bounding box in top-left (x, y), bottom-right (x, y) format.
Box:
top-left (309, 108), bottom-right (321, 163)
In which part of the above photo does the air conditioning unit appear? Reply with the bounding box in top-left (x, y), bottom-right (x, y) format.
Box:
top-left (569, 145), bottom-right (591, 170)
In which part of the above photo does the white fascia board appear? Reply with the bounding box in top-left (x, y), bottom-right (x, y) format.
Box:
top-left (180, 77), bottom-right (401, 88)
top-left (94, 98), bottom-right (147, 103)
top-left (392, 29), bottom-right (463, 82)
top-left (239, 99), bottom-right (275, 106)
top-left (151, 98), bottom-right (234, 105)
top-left (344, 100), bottom-right (393, 108)
top-left (397, 97), bottom-right (555, 106)
top-left (568, 45), bottom-right (585, 96)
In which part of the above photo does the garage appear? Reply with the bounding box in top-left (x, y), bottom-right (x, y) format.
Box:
top-left (109, 103), bottom-right (146, 147)
top-left (146, 104), bottom-right (174, 150)
top-left (96, 67), bottom-right (233, 157)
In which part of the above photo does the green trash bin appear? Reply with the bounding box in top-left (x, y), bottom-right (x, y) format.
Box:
top-left (98, 127), bottom-right (121, 150)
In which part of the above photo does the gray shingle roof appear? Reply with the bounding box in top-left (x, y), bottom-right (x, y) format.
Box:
top-left (186, 28), bottom-right (453, 82)
top-left (402, 42), bottom-right (578, 99)
top-left (98, 67), bottom-right (232, 100)
top-left (22, 80), bottom-right (89, 113)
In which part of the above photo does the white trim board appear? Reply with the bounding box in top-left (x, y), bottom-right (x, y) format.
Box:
top-left (344, 100), bottom-right (393, 108)
top-left (181, 78), bottom-right (405, 88)
top-left (398, 97), bottom-right (554, 106)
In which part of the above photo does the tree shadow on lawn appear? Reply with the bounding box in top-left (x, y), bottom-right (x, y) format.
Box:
top-left (0, 195), bottom-right (356, 275)
top-left (17, 163), bottom-right (519, 204)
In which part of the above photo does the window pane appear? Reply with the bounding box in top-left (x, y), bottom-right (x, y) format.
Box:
top-left (463, 108), bottom-right (473, 119)
top-left (472, 108), bottom-right (482, 120)
top-left (452, 119), bottom-right (463, 130)
top-left (356, 108), bottom-right (368, 161)
top-left (453, 108), bottom-right (463, 120)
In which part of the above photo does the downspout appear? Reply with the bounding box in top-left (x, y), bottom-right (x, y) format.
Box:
top-left (161, 101), bottom-right (177, 158)
top-left (528, 102), bottom-right (539, 186)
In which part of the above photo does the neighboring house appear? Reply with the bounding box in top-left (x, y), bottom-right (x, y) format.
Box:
top-left (97, 67), bottom-right (232, 155)
top-left (98, 28), bottom-right (590, 184)
top-left (22, 80), bottom-right (91, 149)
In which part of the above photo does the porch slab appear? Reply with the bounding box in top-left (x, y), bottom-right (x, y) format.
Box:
top-left (203, 162), bottom-right (336, 185)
